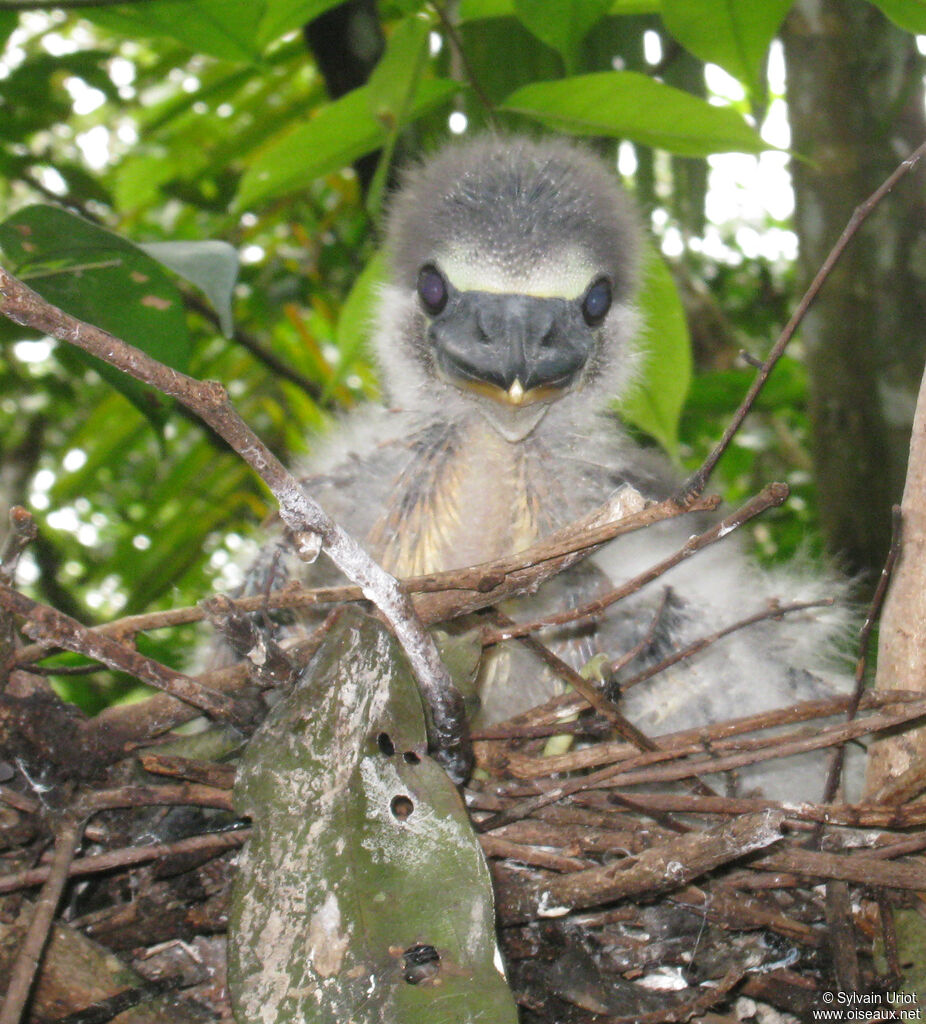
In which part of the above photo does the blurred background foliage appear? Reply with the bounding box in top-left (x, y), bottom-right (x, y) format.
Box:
top-left (1, 0), bottom-right (925, 710)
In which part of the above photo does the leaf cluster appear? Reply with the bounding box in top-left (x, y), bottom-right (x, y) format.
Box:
top-left (0, 0), bottom-right (920, 706)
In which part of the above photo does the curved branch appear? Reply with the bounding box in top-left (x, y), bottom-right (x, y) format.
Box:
top-left (0, 265), bottom-right (471, 781)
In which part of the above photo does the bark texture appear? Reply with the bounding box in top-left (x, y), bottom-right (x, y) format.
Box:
top-left (781, 0), bottom-right (926, 575)
top-left (865, 360), bottom-right (926, 797)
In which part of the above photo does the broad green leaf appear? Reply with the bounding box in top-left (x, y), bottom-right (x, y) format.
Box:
top-left (620, 246), bottom-right (691, 452)
top-left (257, 0), bottom-right (346, 46)
top-left (0, 13), bottom-right (16, 49)
top-left (661, 0), bottom-right (793, 92)
top-left (459, 0), bottom-right (515, 16)
top-left (331, 248), bottom-right (387, 394)
top-left (236, 78), bottom-right (457, 208)
top-left (367, 15), bottom-right (431, 124)
top-left (501, 72), bottom-right (765, 156)
top-left (869, 0), bottom-right (926, 33)
top-left (229, 611), bottom-right (517, 1024)
top-left (460, 0), bottom-right (658, 18)
top-left (87, 1), bottom-right (265, 63)
top-left (513, 0), bottom-right (613, 70)
top-left (609, 0), bottom-right (662, 10)
top-left (458, 16), bottom-right (564, 110)
top-left (363, 15), bottom-right (432, 215)
top-left (140, 240), bottom-right (240, 337)
top-left (0, 206), bottom-right (191, 430)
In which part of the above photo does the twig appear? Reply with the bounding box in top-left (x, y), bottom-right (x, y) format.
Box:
top-left (0, 817), bottom-right (83, 1024)
top-left (487, 610), bottom-right (652, 749)
top-left (605, 968), bottom-right (746, 1024)
top-left (0, 828), bottom-right (248, 895)
top-left (560, 791), bottom-right (926, 830)
top-left (0, 507), bottom-right (37, 585)
top-left (481, 483), bottom-right (789, 644)
top-left (0, 265), bottom-right (470, 781)
top-left (684, 138), bottom-right (926, 496)
top-left (11, 490), bottom-right (716, 668)
top-left (819, 504), bottom-right (902, 807)
top-left (430, 1), bottom-right (495, 116)
top-left (480, 689), bottom-right (923, 778)
top-left (878, 895), bottom-right (902, 981)
top-left (616, 598), bottom-right (834, 693)
top-left (754, 846), bottom-right (926, 891)
top-left (476, 693), bottom-right (926, 829)
top-left (39, 978), bottom-right (180, 1024)
top-left (0, 580), bottom-right (247, 724)
top-left (492, 810), bottom-right (785, 924)
top-left (590, 696), bottom-right (926, 790)
top-left (609, 587), bottom-right (672, 674)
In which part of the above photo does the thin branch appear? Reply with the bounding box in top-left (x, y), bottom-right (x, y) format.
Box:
top-left (0, 817), bottom-right (83, 1024)
top-left (492, 809), bottom-right (785, 923)
top-left (11, 490), bottom-right (715, 665)
top-left (616, 597), bottom-right (834, 693)
top-left (481, 482), bottom-right (788, 644)
top-left (0, 580), bottom-right (247, 724)
top-left (0, 265), bottom-right (470, 781)
top-left (430, 1), bottom-right (496, 116)
top-left (819, 504), bottom-right (902, 807)
top-left (684, 138), bottom-right (926, 496)
top-left (0, 827), bottom-right (248, 895)
top-left (0, 507), bottom-right (37, 585)
top-left (476, 692), bottom-right (926, 829)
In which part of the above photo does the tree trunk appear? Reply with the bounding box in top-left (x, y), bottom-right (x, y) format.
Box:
top-left (781, 0), bottom-right (926, 576)
top-left (865, 360), bottom-right (926, 799)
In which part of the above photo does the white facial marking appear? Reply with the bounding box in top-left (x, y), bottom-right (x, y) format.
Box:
top-left (438, 246), bottom-right (597, 300)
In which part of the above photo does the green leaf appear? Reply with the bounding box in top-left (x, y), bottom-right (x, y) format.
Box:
top-left (459, 0), bottom-right (515, 16)
top-left (87, 1), bottom-right (265, 63)
top-left (869, 0), bottom-right (926, 33)
top-left (0, 206), bottom-right (191, 430)
top-left (229, 611), bottom-right (518, 1024)
top-left (500, 71), bottom-right (765, 156)
top-left (236, 78), bottom-right (457, 208)
top-left (460, 0), bottom-right (659, 19)
top-left (620, 246), bottom-right (691, 452)
top-left (661, 0), bottom-right (793, 92)
top-left (0, 12), bottom-right (17, 49)
top-left (140, 240), bottom-right (240, 337)
top-left (367, 14), bottom-right (431, 124)
top-left (257, 0), bottom-right (346, 45)
top-left (331, 249), bottom-right (387, 394)
top-left (513, 0), bottom-right (613, 70)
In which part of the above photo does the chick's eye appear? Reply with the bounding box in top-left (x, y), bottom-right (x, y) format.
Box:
top-left (582, 277), bottom-right (612, 326)
top-left (417, 264), bottom-right (448, 316)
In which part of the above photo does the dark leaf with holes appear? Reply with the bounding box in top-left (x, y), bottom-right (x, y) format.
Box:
top-left (228, 609), bottom-right (517, 1024)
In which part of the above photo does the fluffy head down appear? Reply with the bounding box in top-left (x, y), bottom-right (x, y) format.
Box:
top-left (385, 133), bottom-right (640, 300)
top-left (372, 134), bottom-right (643, 430)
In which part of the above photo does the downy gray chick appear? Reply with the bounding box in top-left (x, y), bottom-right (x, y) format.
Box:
top-left (245, 134), bottom-right (856, 801)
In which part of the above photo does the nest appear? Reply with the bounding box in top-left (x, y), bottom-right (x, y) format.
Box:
top-left (2, 596), bottom-right (925, 1024)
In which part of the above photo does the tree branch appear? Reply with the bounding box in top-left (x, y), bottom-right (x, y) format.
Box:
top-left (684, 138), bottom-right (926, 496)
top-left (0, 265), bottom-right (471, 781)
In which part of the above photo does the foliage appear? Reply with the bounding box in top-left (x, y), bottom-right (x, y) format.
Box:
top-left (0, 0), bottom-right (913, 706)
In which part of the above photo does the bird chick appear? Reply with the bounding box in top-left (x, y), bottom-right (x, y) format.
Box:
top-left (245, 134), bottom-right (856, 801)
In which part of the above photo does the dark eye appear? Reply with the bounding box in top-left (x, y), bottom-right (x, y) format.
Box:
top-left (581, 277), bottom-right (612, 326)
top-left (417, 264), bottom-right (448, 316)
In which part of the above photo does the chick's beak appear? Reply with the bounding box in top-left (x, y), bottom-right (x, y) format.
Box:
top-left (429, 291), bottom-right (594, 407)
